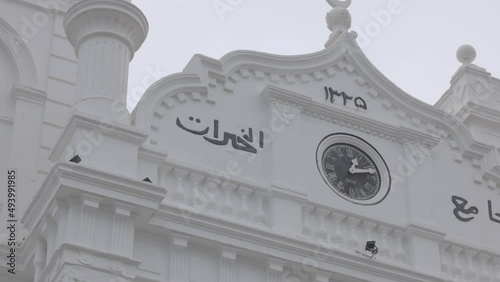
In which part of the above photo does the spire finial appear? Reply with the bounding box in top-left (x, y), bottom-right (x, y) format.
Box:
top-left (457, 44), bottom-right (476, 65)
top-left (325, 0), bottom-right (352, 48)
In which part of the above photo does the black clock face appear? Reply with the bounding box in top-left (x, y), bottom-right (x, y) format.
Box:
top-left (321, 143), bottom-right (381, 201)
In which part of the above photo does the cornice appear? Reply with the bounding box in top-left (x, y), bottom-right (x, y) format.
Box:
top-left (22, 162), bottom-right (166, 231)
top-left (49, 110), bottom-right (149, 163)
top-left (261, 85), bottom-right (442, 147)
top-left (138, 144), bottom-right (168, 164)
top-left (132, 73), bottom-right (209, 129)
top-left (456, 103), bottom-right (500, 125)
top-left (450, 63), bottom-right (491, 86)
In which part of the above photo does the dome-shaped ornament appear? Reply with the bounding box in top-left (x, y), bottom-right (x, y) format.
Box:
top-left (325, 0), bottom-right (352, 47)
top-left (456, 44), bottom-right (476, 65)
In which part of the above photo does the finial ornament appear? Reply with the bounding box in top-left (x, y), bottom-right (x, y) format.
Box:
top-left (457, 44), bottom-right (476, 65)
top-left (327, 0), bottom-right (351, 8)
top-left (325, 0), bottom-right (352, 47)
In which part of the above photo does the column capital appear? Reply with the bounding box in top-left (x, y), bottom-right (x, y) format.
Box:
top-left (64, 0), bottom-right (148, 58)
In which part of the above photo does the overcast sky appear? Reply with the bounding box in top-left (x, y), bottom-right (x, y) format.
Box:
top-left (127, 0), bottom-right (500, 111)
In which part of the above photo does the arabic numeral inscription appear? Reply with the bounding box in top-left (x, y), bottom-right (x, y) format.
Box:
top-left (324, 86), bottom-right (368, 110)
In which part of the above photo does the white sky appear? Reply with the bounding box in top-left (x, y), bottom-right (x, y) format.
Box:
top-left (127, 0), bottom-right (500, 111)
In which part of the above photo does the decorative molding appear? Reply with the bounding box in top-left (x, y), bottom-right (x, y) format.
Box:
top-left (22, 162), bottom-right (166, 231)
top-left (0, 17), bottom-right (39, 86)
top-left (10, 84), bottom-right (47, 106)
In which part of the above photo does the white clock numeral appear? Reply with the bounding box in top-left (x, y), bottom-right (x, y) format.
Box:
top-left (325, 164), bottom-right (336, 170)
top-left (346, 147), bottom-right (354, 158)
top-left (337, 182), bottom-right (345, 191)
top-left (335, 148), bottom-right (344, 157)
top-left (327, 172), bottom-right (338, 181)
top-left (364, 182), bottom-right (374, 191)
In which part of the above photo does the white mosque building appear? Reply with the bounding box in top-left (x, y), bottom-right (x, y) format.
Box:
top-left (1, 0), bottom-right (500, 281)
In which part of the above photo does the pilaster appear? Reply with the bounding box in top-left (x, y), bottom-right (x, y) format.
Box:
top-left (169, 234), bottom-right (191, 282)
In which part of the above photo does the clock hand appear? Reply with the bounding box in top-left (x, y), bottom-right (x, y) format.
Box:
top-left (350, 168), bottom-right (376, 174)
top-left (349, 158), bottom-right (358, 173)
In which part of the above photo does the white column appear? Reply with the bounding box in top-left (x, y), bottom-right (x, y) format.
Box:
top-left (493, 258), bottom-right (500, 282)
top-left (255, 192), bottom-right (267, 226)
top-left (449, 246), bottom-right (463, 278)
top-left (237, 187), bottom-right (253, 222)
top-left (346, 217), bottom-right (361, 249)
top-left (393, 230), bottom-right (407, 263)
top-left (463, 250), bottom-right (477, 280)
top-left (377, 225), bottom-right (392, 259)
top-left (204, 177), bottom-right (221, 212)
top-left (189, 173), bottom-right (205, 208)
top-left (78, 194), bottom-right (101, 248)
top-left (267, 258), bottom-right (285, 282)
top-left (330, 213), bottom-right (345, 247)
top-left (33, 239), bottom-right (47, 282)
top-left (173, 169), bottom-right (189, 204)
top-left (64, 0), bottom-right (148, 120)
top-left (110, 202), bottom-right (135, 257)
top-left (315, 208), bottom-right (330, 243)
top-left (477, 254), bottom-right (491, 282)
top-left (220, 247), bottom-right (239, 282)
top-left (315, 271), bottom-right (331, 282)
top-left (170, 234), bottom-right (191, 282)
top-left (302, 205), bottom-right (313, 237)
top-left (221, 183), bottom-right (237, 216)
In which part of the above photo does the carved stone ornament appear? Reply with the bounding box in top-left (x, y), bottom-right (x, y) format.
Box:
top-left (77, 253), bottom-right (93, 266)
top-left (325, 0), bottom-right (352, 47)
top-left (109, 262), bottom-right (125, 274)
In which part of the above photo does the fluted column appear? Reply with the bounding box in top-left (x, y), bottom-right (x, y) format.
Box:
top-left (64, 0), bottom-right (148, 120)
top-left (220, 247), bottom-right (239, 282)
top-left (110, 203), bottom-right (135, 257)
top-left (267, 258), bottom-right (285, 282)
top-left (170, 234), bottom-right (191, 282)
top-left (79, 194), bottom-right (102, 248)
top-left (33, 239), bottom-right (47, 282)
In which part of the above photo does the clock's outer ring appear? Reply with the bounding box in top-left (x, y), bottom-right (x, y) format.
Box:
top-left (316, 133), bottom-right (391, 206)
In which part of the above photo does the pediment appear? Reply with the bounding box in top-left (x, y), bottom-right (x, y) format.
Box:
top-left (133, 32), bottom-right (474, 153)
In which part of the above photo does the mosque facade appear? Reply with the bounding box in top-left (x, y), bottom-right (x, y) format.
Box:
top-left (1, 0), bottom-right (500, 281)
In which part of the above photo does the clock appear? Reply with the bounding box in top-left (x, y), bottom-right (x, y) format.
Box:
top-left (316, 133), bottom-right (391, 206)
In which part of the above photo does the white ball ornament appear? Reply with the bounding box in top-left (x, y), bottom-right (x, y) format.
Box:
top-left (457, 44), bottom-right (476, 64)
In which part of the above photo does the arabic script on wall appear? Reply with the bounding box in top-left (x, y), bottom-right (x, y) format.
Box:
top-left (452, 195), bottom-right (500, 225)
top-left (176, 117), bottom-right (264, 154)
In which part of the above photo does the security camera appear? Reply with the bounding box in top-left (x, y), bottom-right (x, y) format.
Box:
top-left (355, 241), bottom-right (378, 259)
top-left (365, 241), bottom-right (378, 258)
